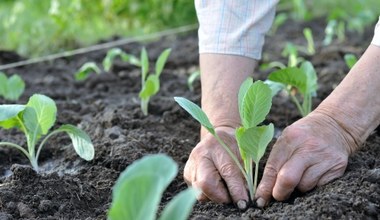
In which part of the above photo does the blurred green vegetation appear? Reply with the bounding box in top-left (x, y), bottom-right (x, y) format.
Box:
top-left (0, 0), bottom-right (196, 57)
top-left (0, 0), bottom-right (378, 58)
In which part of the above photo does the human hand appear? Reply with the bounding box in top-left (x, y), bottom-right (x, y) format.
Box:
top-left (184, 126), bottom-right (249, 209)
top-left (255, 110), bottom-right (359, 207)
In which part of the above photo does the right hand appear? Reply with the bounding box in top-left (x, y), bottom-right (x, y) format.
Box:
top-left (183, 126), bottom-right (249, 207)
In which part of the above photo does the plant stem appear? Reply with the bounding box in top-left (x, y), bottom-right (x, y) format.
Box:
top-left (0, 142), bottom-right (38, 172)
top-left (213, 133), bottom-right (253, 200)
top-left (36, 130), bottom-right (63, 162)
top-left (289, 93), bottom-right (305, 117)
top-left (253, 162), bottom-right (259, 197)
top-left (141, 98), bottom-right (149, 116)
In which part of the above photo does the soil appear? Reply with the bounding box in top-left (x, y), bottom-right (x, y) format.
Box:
top-left (0, 18), bottom-right (379, 220)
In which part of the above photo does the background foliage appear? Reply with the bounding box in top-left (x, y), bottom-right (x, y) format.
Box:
top-left (0, 0), bottom-right (378, 57)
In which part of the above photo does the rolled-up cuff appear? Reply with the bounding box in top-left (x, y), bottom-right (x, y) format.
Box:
top-left (371, 16), bottom-right (380, 46)
top-left (196, 0), bottom-right (279, 60)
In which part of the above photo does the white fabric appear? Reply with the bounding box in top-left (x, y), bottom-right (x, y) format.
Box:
top-left (195, 0), bottom-right (279, 60)
top-left (371, 17), bottom-right (380, 46)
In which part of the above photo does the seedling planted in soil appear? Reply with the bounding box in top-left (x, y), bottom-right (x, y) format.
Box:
top-left (0, 94), bottom-right (95, 172)
top-left (174, 78), bottom-right (274, 203)
top-left (267, 61), bottom-right (318, 117)
top-left (75, 62), bottom-right (102, 81)
top-left (108, 154), bottom-right (198, 220)
top-left (0, 72), bottom-right (25, 101)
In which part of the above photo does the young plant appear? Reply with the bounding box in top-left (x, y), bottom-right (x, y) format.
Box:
top-left (108, 154), bottom-right (198, 220)
top-left (187, 70), bottom-right (200, 92)
top-left (0, 72), bottom-right (25, 101)
top-left (174, 78), bottom-right (274, 202)
top-left (0, 94), bottom-right (95, 172)
top-left (102, 48), bottom-right (141, 72)
top-left (303, 27), bottom-right (315, 55)
top-left (267, 61), bottom-right (318, 117)
top-left (344, 54), bottom-right (358, 69)
top-left (139, 48), bottom-right (171, 115)
top-left (75, 62), bottom-right (102, 81)
top-left (103, 47), bottom-right (171, 115)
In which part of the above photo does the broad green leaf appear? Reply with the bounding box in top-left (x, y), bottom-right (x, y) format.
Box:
top-left (75, 62), bottom-right (101, 81)
top-left (155, 48), bottom-right (171, 76)
top-left (0, 105), bottom-right (25, 129)
top-left (139, 75), bottom-right (159, 99)
top-left (264, 80), bottom-right (285, 97)
top-left (344, 54), bottom-right (358, 69)
top-left (5, 74), bottom-right (25, 100)
top-left (174, 97), bottom-right (215, 134)
top-left (23, 106), bottom-right (42, 147)
top-left (102, 48), bottom-right (123, 71)
top-left (236, 124), bottom-right (274, 163)
top-left (55, 124), bottom-right (94, 161)
top-left (141, 48), bottom-right (149, 81)
top-left (241, 81), bottom-right (272, 128)
top-left (26, 94), bottom-right (57, 135)
top-left (238, 77), bottom-right (253, 120)
top-left (109, 154), bottom-right (178, 220)
top-left (300, 61), bottom-right (318, 95)
top-left (159, 188), bottom-right (199, 220)
top-left (268, 67), bottom-right (308, 95)
top-left (109, 174), bottom-right (161, 220)
top-left (0, 72), bottom-right (7, 96)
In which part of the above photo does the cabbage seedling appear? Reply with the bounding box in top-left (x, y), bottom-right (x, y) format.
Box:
top-left (102, 48), bottom-right (141, 72)
top-left (139, 48), bottom-right (171, 115)
top-left (0, 72), bottom-right (25, 101)
top-left (108, 154), bottom-right (198, 220)
top-left (75, 62), bottom-right (102, 81)
top-left (344, 54), bottom-right (358, 69)
top-left (0, 94), bottom-right (95, 172)
top-left (187, 70), bottom-right (200, 91)
top-left (174, 78), bottom-right (274, 202)
top-left (303, 28), bottom-right (315, 55)
top-left (267, 61), bottom-right (318, 117)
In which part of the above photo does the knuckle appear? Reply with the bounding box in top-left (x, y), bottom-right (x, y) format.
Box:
top-left (219, 163), bottom-right (238, 178)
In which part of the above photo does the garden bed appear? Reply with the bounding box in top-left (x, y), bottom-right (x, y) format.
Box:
top-left (0, 19), bottom-right (379, 219)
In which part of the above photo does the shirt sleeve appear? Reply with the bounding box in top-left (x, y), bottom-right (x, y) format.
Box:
top-left (195, 0), bottom-right (279, 60)
top-left (371, 16), bottom-right (380, 46)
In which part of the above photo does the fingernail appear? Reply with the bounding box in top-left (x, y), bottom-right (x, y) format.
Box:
top-left (237, 200), bottom-right (247, 210)
top-left (256, 197), bottom-right (266, 208)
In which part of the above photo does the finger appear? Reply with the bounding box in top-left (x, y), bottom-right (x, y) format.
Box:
top-left (216, 162), bottom-right (248, 205)
top-left (272, 155), bottom-right (309, 201)
top-left (317, 159), bottom-right (347, 186)
top-left (297, 163), bottom-right (329, 192)
top-left (255, 140), bottom-right (292, 207)
top-left (193, 159), bottom-right (231, 203)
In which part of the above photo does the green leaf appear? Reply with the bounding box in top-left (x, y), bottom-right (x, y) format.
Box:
top-left (121, 53), bottom-right (141, 67)
top-left (303, 27), bottom-right (315, 55)
top-left (174, 97), bottom-right (215, 134)
top-left (0, 105), bottom-right (25, 129)
top-left (109, 154), bottom-right (178, 220)
top-left (159, 188), bottom-right (199, 220)
top-left (300, 61), bottom-right (318, 96)
top-left (75, 62), bottom-right (101, 81)
top-left (241, 81), bottom-right (272, 128)
top-left (55, 124), bottom-right (95, 161)
top-left (344, 54), bottom-right (358, 69)
top-left (238, 77), bottom-right (253, 120)
top-left (5, 74), bottom-right (25, 101)
top-left (102, 48), bottom-right (123, 71)
top-left (0, 72), bottom-right (8, 96)
top-left (236, 124), bottom-right (274, 163)
top-left (268, 67), bottom-right (308, 95)
top-left (139, 75), bottom-right (160, 100)
top-left (141, 48), bottom-right (149, 81)
top-left (264, 80), bottom-right (285, 97)
top-left (26, 94), bottom-right (57, 135)
top-left (155, 48), bottom-right (171, 76)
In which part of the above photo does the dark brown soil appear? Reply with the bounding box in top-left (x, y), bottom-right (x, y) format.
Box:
top-left (0, 18), bottom-right (379, 220)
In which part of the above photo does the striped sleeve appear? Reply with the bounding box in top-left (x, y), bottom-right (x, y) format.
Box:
top-left (195, 0), bottom-right (279, 60)
top-left (371, 16), bottom-right (380, 46)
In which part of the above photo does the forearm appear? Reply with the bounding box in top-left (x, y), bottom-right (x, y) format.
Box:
top-left (200, 54), bottom-right (257, 138)
top-left (315, 44), bottom-right (380, 153)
